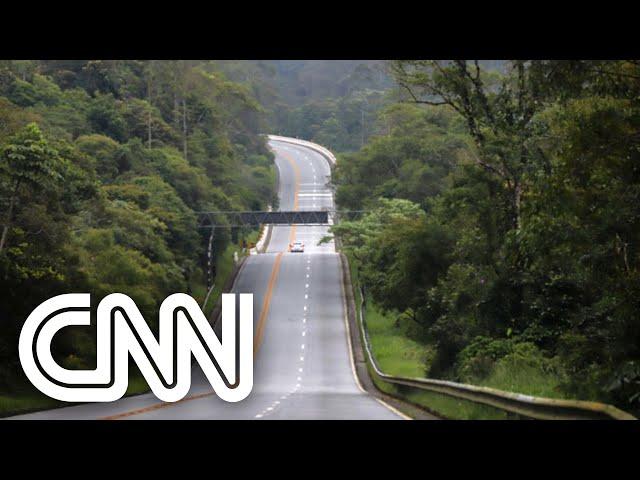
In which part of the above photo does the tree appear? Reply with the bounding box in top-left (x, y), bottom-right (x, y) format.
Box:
top-left (0, 61), bottom-right (277, 398)
top-left (391, 60), bottom-right (550, 230)
top-left (328, 198), bottom-right (451, 320)
top-left (329, 60), bottom-right (640, 411)
top-left (0, 123), bottom-right (63, 253)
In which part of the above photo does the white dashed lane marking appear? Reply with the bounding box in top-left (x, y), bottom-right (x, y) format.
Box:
top-left (256, 150), bottom-right (326, 419)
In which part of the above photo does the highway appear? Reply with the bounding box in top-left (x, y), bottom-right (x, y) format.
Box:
top-left (9, 138), bottom-right (406, 420)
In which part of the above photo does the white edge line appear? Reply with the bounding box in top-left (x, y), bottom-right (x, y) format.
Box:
top-left (339, 254), bottom-right (412, 421)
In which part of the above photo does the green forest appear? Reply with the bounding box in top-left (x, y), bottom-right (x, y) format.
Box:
top-left (330, 60), bottom-right (640, 415)
top-left (0, 60), bottom-right (276, 404)
top-left (212, 60), bottom-right (395, 152)
top-left (1, 60), bottom-right (639, 417)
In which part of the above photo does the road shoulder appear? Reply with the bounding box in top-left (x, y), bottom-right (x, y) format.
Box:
top-left (339, 252), bottom-right (439, 420)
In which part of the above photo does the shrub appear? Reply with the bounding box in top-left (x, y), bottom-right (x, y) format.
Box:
top-left (456, 336), bottom-right (514, 382)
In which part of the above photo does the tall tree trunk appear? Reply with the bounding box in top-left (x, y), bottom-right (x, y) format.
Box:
top-left (147, 108), bottom-right (152, 149)
top-left (174, 91), bottom-right (179, 130)
top-left (182, 98), bottom-right (188, 161)
top-left (0, 222), bottom-right (10, 254)
top-left (147, 62), bottom-right (153, 149)
top-left (513, 181), bottom-right (522, 232)
top-left (0, 181), bottom-right (19, 254)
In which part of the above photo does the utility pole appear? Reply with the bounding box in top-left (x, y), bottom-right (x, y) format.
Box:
top-left (206, 227), bottom-right (215, 291)
top-left (200, 225), bottom-right (216, 311)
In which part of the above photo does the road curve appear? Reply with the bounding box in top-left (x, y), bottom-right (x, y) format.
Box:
top-left (9, 138), bottom-right (405, 420)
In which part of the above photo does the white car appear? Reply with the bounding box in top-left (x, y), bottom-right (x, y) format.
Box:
top-left (290, 241), bottom-right (305, 253)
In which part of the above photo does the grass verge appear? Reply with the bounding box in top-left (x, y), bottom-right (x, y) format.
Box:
top-left (0, 393), bottom-right (61, 417)
top-left (347, 251), bottom-right (515, 420)
top-left (0, 370), bottom-right (153, 418)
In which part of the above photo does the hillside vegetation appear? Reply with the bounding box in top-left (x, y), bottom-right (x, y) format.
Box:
top-left (332, 61), bottom-right (640, 416)
top-left (0, 60), bottom-right (276, 400)
top-left (212, 60), bottom-right (396, 152)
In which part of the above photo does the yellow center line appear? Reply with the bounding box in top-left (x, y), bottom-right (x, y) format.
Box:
top-left (100, 391), bottom-right (215, 420)
top-left (281, 150), bottom-right (300, 211)
top-left (280, 149), bottom-right (300, 250)
top-left (101, 253), bottom-right (284, 420)
top-left (101, 146), bottom-right (302, 420)
top-left (254, 252), bottom-right (283, 354)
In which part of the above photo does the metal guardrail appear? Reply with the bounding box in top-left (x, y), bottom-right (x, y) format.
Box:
top-left (357, 286), bottom-right (636, 420)
top-left (266, 135), bottom-right (338, 166)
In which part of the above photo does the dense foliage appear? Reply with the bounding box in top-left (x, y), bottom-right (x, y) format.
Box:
top-left (211, 61), bottom-right (395, 152)
top-left (332, 61), bottom-right (640, 414)
top-left (0, 60), bottom-right (276, 392)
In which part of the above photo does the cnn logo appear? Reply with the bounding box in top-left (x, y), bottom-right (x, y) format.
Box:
top-left (19, 293), bottom-right (253, 403)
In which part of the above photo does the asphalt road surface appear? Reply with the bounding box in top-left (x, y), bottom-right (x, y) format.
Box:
top-left (9, 138), bottom-right (406, 420)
